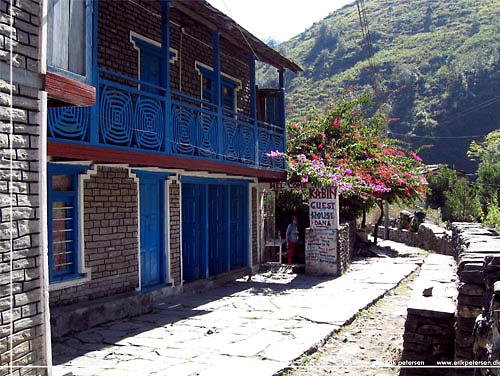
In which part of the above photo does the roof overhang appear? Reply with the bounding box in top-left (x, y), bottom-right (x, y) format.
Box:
top-left (171, 0), bottom-right (302, 73)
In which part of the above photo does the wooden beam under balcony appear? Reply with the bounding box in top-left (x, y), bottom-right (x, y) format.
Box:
top-left (45, 72), bottom-right (96, 107)
top-left (47, 142), bottom-right (286, 181)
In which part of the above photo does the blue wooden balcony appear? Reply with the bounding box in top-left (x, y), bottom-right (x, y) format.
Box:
top-left (48, 68), bottom-right (286, 172)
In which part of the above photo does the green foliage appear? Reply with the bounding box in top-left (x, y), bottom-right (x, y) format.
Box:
top-left (257, 0), bottom-right (500, 172)
top-left (483, 197), bottom-right (500, 232)
top-left (426, 166), bottom-right (458, 215)
top-left (476, 162), bottom-right (500, 208)
top-left (444, 177), bottom-right (482, 222)
top-left (467, 130), bottom-right (500, 165)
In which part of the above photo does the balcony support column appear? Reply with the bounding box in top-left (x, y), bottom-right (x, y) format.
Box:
top-left (248, 53), bottom-right (258, 166)
top-left (213, 31), bottom-right (223, 160)
top-left (161, 0), bottom-right (172, 154)
top-left (278, 68), bottom-right (286, 169)
top-left (90, 0), bottom-right (99, 144)
top-left (278, 68), bottom-right (285, 129)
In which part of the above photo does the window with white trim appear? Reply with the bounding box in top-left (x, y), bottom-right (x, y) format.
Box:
top-left (197, 64), bottom-right (239, 112)
top-left (48, 164), bottom-right (87, 282)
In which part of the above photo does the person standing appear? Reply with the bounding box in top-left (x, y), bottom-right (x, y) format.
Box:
top-left (286, 216), bottom-right (299, 264)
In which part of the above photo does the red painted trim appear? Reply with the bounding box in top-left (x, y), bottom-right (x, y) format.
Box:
top-left (47, 142), bottom-right (286, 181)
top-left (45, 72), bottom-right (96, 107)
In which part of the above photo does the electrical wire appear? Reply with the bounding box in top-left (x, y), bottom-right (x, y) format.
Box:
top-left (356, 0), bottom-right (380, 96)
top-left (388, 132), bottom-right (492, 139)
top-left (220, 0), bottom-right (259, 61)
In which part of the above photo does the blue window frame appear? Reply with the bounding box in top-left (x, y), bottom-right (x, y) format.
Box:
top-left (197, 65), bottom-right (239, 111)
top-left (47, 0), bottom-right (93, 84)
top-left (131, 35), bottom-right (177, 94)
top-left (47, 164), bottom-right (88, 282)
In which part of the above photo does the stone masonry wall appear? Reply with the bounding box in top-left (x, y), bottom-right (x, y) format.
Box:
top-left (396, 222), bottom-right (499, 375)
top-left (49, 166), bottom-right (139, 308)
top-left (375, 223), bottom-right (453, 256)
top-left (451, 223), bottom-right (499, 374)
top-left (337, 220), bottom-right (355, 275)
top-left (474, 254), bottom-right (500, 375)
top-left (169, 180), bottom-right (181, 285)
top-left (400, 254), bottom-right (457, 375)
top-left (0, 0), bottom-right (48, 374)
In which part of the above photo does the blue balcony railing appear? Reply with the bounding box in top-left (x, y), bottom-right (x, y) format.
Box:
top-left (48, 69), bottom-right (286, 171)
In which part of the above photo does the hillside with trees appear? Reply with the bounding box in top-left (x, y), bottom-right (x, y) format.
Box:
top-left (257, 0), bottom-right (500, 172)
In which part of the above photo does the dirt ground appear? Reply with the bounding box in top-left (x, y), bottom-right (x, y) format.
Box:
top-left (283, 268), bottom-right (419, 376)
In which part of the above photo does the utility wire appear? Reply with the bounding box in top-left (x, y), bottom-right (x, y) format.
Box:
top-left (442, 95), bottom-right (500, 124)
top-left (356, 0), bottom-right (380, 96)
top-left (389, 132), bottom-right (491, 139)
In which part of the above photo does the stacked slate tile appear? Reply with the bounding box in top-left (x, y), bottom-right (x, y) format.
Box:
top-left (401, 254), bottom-right (457, 375)
top-left (474, 255), bottom-right (500, 376)
top-left (452, 223), bottom-right (500, 375)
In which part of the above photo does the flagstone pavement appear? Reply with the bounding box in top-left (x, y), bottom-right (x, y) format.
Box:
top-left (52, 241), bottom-right (424, 376)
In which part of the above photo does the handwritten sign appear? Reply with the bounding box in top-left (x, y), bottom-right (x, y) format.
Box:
top-left (309, 187), bottom-right (339, 230)
top-left (305, 229), bottom-right (338, 276)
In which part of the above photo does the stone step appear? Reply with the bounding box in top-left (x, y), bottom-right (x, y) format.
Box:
top-left (258, 262), bottom-right (305, 274)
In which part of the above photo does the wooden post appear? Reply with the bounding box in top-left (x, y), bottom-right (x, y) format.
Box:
top-left (278, 68), bottom-right (285, 129)
top-left (89, 0), bottom-right (99, 144)
top-left (384, 200), bottom-right (390, 239)
top-left (213, 32), bottom-right (223, 160)
top-left (161, 0), bottom-right (172, 154)
top-left (248, 53), bottom-right (258, 166)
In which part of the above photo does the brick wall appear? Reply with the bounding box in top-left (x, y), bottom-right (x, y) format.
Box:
top-left (169, 180), bottom-right (181, 285)
top-left (49, 166), bottom-right (139, 308)
top-left (0, 0), bottom-right (48, 374)
top-left (251, 186), bottom-right (258, 266)
top-left (97, 0), bottom-right (251, 115)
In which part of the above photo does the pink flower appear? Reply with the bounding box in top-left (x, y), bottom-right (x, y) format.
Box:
top-left (333, 118), bottom-right (340, 128)
top-left (411, 152), bottom-right (423, 162)
top-left (318, 144), bottom-right (323, 149)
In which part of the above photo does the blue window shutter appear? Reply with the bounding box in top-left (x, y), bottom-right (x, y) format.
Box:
top-left (47, 163), bottom-right (89, 283)
top-left (140, 51), bottom-right (162, 94)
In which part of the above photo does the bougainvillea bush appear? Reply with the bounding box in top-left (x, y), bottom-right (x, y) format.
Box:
top-left (283, 94), bottom-right (428, 242)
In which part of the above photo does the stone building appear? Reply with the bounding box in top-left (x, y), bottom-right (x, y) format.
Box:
top-left (2, 0), bottom-right (300, 374)
top-left (1, 0), bottom-right (51, 374)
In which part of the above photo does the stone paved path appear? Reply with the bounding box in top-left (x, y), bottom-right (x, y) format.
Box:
top-left (53, 243), bottom-right (423, 376)
top-left (284, 257), bottom-right (420, 376)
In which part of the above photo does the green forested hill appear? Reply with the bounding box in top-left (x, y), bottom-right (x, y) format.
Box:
top-left (257, 0), bottom-right (500, 172)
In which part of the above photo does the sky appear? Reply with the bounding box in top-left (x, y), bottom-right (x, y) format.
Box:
top-left (207, 0), bottom-right (354, 42)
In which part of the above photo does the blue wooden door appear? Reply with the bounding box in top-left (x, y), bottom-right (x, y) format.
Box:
top-left (182, 184), bottom-right (206, 282)
top-left (230, 185), bottom-right (248, 269)
top-left (140, 177), bottom-right (163, 288)
top-left (208, 185), bottom-right (228, 275)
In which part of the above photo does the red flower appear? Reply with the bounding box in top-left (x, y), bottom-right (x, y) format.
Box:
top-left (383, 148), bottom-right (394, 155)
top-left (333, 118), bottom-right (340, 128)
top-left (411, 152), bottom-right (423, 162)
top-left (318, 144), bottom-right (323, 149)
top-left (311, 153), bottom-right (319, 160)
